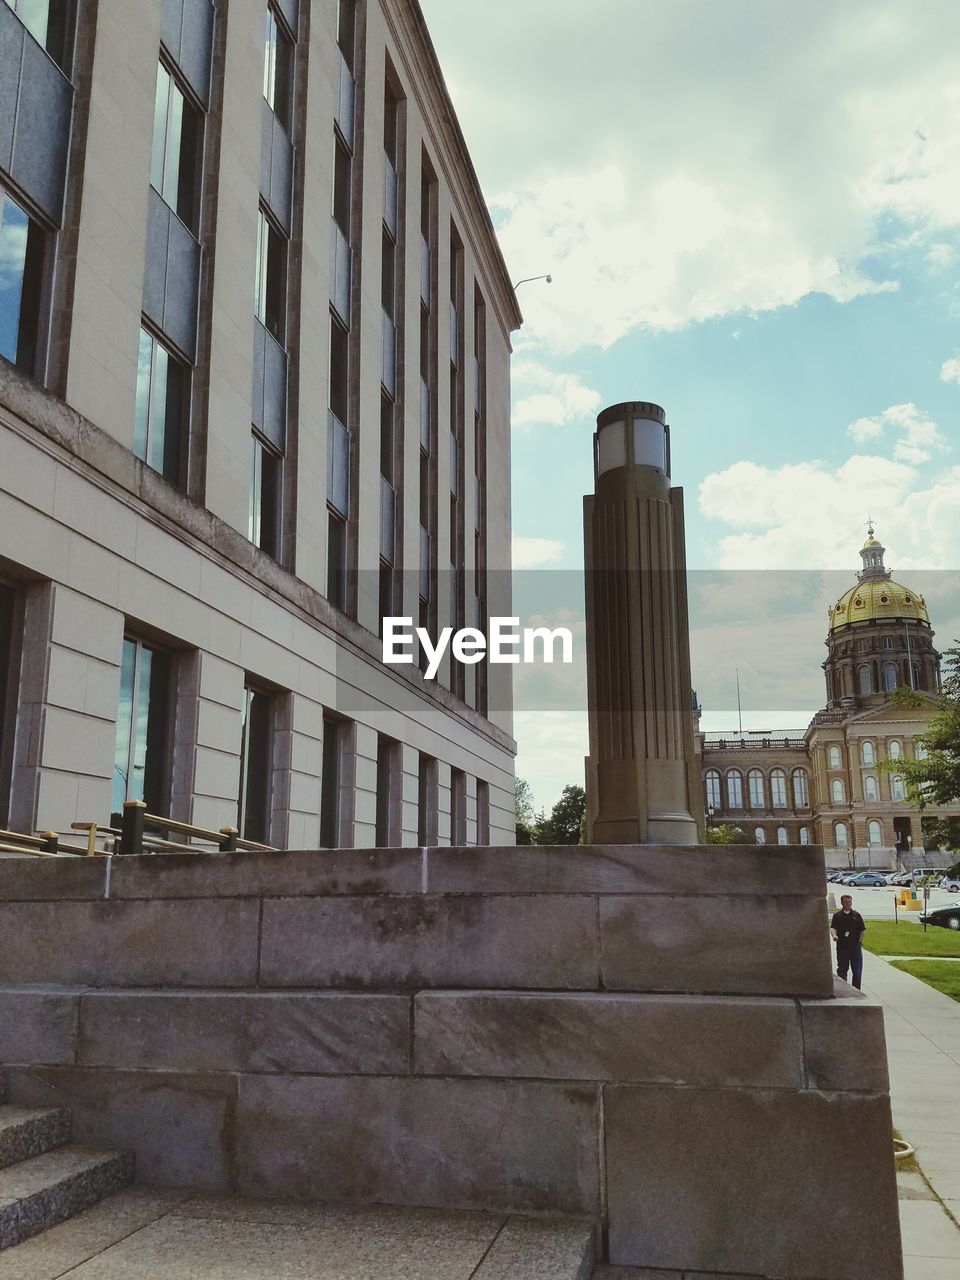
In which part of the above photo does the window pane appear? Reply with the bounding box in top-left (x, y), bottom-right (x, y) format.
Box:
top-left (112, 638), bottom-right (138, 817)
top-left (320, 717), bottom-right (341, 848)
top-left (151, 65), bottom-right (171, 195)
top-left (264, 218), bottom-right (285, 340)
top-left (240, 687), bottom-right (273, 843)
top-left (263, 9), bottom-right (275, 104)
top-left (248, 434), bottom-right (262, 545)
top-left (16, 0), bottom-right (48, 47)
top-left (0, 192), bottom-right (29, 365)
top-left (129, 643), bottom-right (153, 803)
top-left (148, 342), bottom-right (169, 473)
top-left (327, 512), bottom-right (346, 609)
top-left (272, 22), bottom-right (293, 132)
top-left (133, 328), bottom-right (153, 460)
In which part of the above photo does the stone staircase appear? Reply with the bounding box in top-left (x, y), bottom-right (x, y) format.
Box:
top-left (0, 1074), bottom-right (132, 1250)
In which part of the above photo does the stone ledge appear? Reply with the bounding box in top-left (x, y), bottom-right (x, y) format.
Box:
top-left (800, 996), bottom-right (890, 1093)
top-left (413, 991), bottom-right (804, 1089)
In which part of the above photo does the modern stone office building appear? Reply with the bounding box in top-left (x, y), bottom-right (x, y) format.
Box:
top-left (700, 527), bottom-right (958, 867)
top-left (0, 0), bottom-right (521, 847)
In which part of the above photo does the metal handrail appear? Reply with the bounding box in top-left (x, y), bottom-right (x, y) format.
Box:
top-left (118, 802), bottom-right (275, 856)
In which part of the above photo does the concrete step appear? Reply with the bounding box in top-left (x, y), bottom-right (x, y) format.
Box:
top-left (0, 1107), bottom-right (71, 1170)
top-left (0, 1145), bottom-right (134, 1250)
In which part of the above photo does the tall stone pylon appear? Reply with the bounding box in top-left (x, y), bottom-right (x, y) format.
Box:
top-left (583, 401), bottom-right (703, 844)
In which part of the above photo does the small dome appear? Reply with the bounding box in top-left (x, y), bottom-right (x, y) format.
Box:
top-left (828, 579), bottom-right (929, 631)
top-left (862, 534), bottom-right (881, 549)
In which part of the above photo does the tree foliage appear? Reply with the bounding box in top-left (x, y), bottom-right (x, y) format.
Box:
top-left (896, 644), bottom-right (960, 851)
top-left (536, 784), bottom-right (587, 845)
top-left (705, 823), bottom-right (752, 845)
top-left (515, 777), bottom-right (536, 844)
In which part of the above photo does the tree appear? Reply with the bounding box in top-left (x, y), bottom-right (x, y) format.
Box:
top-left (895, 643), bottom-right (960, 851)
top-left (536, 784), bottom-right (587, 845)
top-left (515, 777), bottom-right (536, 845)
top-left (706, 823), bottom-right (752, 845)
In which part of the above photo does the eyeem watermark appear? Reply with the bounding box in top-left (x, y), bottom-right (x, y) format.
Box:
top-left (382, 616), bottom-right (574, 680)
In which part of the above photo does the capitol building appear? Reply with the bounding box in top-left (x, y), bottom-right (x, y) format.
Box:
top-left (699, 527), bottom-right (957, 868)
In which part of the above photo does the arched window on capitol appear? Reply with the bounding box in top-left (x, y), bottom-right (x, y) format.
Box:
top-left (888, 740), bottom-right (902, 760)
top-left (891, 775), bottom-right (906, 802)
top-left (835, 821), bottom-right (849, 847)
top-left (828, 745), bottom-right (842, 769)
top-left (754, 826), bottom-right (765, 844)
top-left (777, 826), bottom-right (788, 845)
top-left (864, 775), bottom-right (878, 801)
top-left (770, 769), bottom-right (787, 808)
top-left (832, 778), bottom-right (846, 803)
top-left (792, 769), bottom-right (809, 807)
top-left (861, 741), bottom-right (876, 765)
top-left (858, 665), bottom-right (873, 695)
top-left (748, 769), bottom-right (765, 808)
top-left (705, 770), bottom-right (721, 810)
top-left (799, 826), bottom-right (810, 845)
top-left (868, 820), bottom-right (883, 847)
top-left (726, 770), bottom-right (743, 808)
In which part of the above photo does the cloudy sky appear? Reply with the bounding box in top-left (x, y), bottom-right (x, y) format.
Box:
top-left (420, 0), bottom-right (960, 809)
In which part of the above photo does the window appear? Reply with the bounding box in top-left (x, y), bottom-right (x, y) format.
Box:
top-left (792, 770), bottom-right (809, 807)
top-left (375, 735), bottom-right (399, 847)
top-left (451, 768), bottom-right (467, 845)
top-left (0, 187), bottom-right (46, 375)
top-left (336, 0), bottom-right (356, 70)
top-left (770, 769), bottom-right (787, 808)
top-left (754, 827), bottom-right (765, 845)
top-left (319, 715), bottom-right (342, 847)
top-left (891, 775), bottom-right (906, 802)
top-left (861, 741), bottom-right (876, 765)
top-left (867, 820), bottom-right (883, 847)
top-left (882, 636), bottom-right (894, 650)
top-left (417, 753), bottom-right (437, 845)
top-left (864, 775), bottom-right (878, 802)
top-left (858, 665), bottom-right (872, 695)
top-left (915, 742), bottom-right (929, 761)
top-left (326, 512), bottom-right (346, 610)
top-left (831, 778), bottom-right (846, 804)
top-left (476, 778), bottom-right (490, 846)
top-left (255, 208), bottom-right (286, 343)
top-left (150, 61), bottom-right (202, 232)
top-left (888, 740), bottom-right (903, 760)
top-left (882, 662), bottom-right (898, 693)
top-left (249, 432), bottom-right (282, 558)
top-left (777, 826), bottom-right (788, 845)
top-left (705, 770), bottom-right (721, 810)
top-left (134, 327), bottom-right (186, 482)
top-left (238, 685), bottom-right (273, 843)
top-left (828, 745), bottom-right (842, 769)
top-left (727, 770), bottom-right (743, 808)
top-left (748, 769), bottom-right (764, 808)
top-left (835, 822), bottom-right (849, 848)
top-left (111, 637), bottom-right (172, 824)
top-left (799, 826), bottom-right (810, 845)
top-left (333, 137), bottom-right (352, 236)
top-left (3, 0), bottom-right (69, 65)
top-left (263, 1), bottom-right (294, 133)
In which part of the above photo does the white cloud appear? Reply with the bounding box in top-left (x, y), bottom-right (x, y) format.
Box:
top-left (421, 0), bottom-right (960, 353)
top-left (846, 403), bottom-right (948, 463)
top-left (512, 536), bottom-right (565, 569)
top-left (698, 454), bottom-right (960, 571)
top-left (941, 357), bottom-right (960, 384)
top-left (512, 359), bottom-right (602, 429)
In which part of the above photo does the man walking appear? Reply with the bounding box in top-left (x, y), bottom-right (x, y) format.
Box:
top-left (830, 894), bottom-right (867, 990)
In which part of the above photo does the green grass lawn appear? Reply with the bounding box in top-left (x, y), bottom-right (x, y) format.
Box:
top-left (860, 919), bottom-right (960, 958)
top-left (889, 960), bottom-right (960, 1002)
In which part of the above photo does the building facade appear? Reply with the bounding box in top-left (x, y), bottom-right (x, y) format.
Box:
top-left (700, 529), bottom-right (958, 867)
top-left (0, 0), bottom-right (521, 847)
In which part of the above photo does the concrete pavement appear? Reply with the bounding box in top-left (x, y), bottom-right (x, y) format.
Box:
top-left (861, 952), bottom-right (960, 1280)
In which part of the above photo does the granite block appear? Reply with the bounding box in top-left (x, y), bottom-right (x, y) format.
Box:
top-left (801, 997), bottom-right (890, 1093)
top-left (604, 1085), bottom-right (902, 1279)
top-left (473, 1216), bottom-right (595, 1280)
top-left (414, 992), bottom-right (802, 1088)
top-left (109, 847), bottom-right (422, 899)
top-left (4, 1068), bottom-right (236, 1191)
top-left (0, 1107), bottom-right (71, 1169)
top-left (428, 844), bottom-right (826, 897)
top-left (78, 991), bottom-right (410, 1074)
top-left (0, 1147), bottom-right (133, 1248)
top-left (0, 858), bottom-right (107, 902)
top-left (0, 900), bottom-right (260, 987)
top-left (235, 1074), bottom-right (601, 1216)
top-left (0, 988), bottom-right (79, 1065)
top-left (259, 895), bottom-right (599, 989)
top-left (601, 894), bottom-right (833, 997)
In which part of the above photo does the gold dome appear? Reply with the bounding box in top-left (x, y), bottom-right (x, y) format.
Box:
top-left (828, 579), bottom-right (929, 632)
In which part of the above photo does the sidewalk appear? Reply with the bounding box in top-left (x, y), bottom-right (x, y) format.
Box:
top-left (862, 954), bottom-right (960, 1280)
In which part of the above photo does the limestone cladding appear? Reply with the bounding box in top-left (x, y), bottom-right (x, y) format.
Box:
top-left (0, 0), bottom-right (521, 846)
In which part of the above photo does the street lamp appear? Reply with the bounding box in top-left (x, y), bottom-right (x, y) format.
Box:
top-left (512, 274), bottom-right (552, 291)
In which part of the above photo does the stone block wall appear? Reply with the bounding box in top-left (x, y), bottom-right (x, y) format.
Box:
top-left (0, 844), bottom-right (903, 1279)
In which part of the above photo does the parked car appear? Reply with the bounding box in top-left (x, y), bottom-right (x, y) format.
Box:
top-left (888, 870), bottom-right (914, 886)
top-left (911, 867), bottom-right (947, 883)
top-left (919, 905), bottom-right (960, 931)
top-left (842, 872), bottom-right (889, 887)
top-left (940, 877), bottom-right (960, 893)
top-left (827, 871), bottom-right (847, 882)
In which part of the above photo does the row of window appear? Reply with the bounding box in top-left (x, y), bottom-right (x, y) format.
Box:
top-left (827, 776), bottom-right (906, 804)
top-left (826, 740), bottom-right (925, 769)
top-left (704, 768), bottom-right (809, 812)
top-left (111, 634), bottom-right (491, 847)
top-left (748, 821), bottom-right (887, 848)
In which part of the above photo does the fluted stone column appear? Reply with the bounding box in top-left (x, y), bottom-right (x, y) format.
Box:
top-left (584, 401), bottom-right (703, 844)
